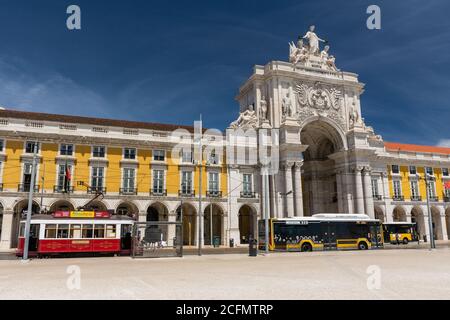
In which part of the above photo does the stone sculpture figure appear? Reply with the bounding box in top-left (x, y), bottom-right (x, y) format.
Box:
top-left (230, 109), bottom-right (257, 129)
top-left (260, 96), bottom-right (268, 120)
top-left (320, 45), bottom-right (338, 71)
top-left (349, 105), bottom-right (360, 127)
top-left (303, 25), bottom-right (326, 55)
top-left (281, 92), bottom-right (293, 117)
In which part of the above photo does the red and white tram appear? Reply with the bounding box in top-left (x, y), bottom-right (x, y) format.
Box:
top-left (16, 211), bottom-right (134, 257)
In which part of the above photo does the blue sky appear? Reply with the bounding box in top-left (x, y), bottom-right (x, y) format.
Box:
top-left (0, 0), bottom-right (449, 146)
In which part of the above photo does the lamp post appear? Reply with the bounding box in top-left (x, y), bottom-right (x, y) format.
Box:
top-left (424, 174), bottom-right (436, 249)
top-left (23, 142), bottom-right (38, 261)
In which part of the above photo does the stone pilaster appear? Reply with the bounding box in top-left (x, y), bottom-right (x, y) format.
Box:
top-left (0, 210), bottom-right (14, 250)
top-left (353, 166), bottom-right (365, 214)
top-left (362, 166), bottom-right (375, 218)
top-left (293, 161), bottom-right (304, 216)
top-left (283, 162), bottom-right (295, 217)
top-left (335, 169), bottom-right (344, 213)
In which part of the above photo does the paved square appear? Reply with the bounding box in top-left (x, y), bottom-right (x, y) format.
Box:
top-left (1, 244), bottom-right (450, 299)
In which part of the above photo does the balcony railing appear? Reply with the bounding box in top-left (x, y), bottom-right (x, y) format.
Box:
top-left (88, 186), bottom-right (106, 194)
top-left (392, 195), bottom-right (404, 201)
top-left (410, 195), bottom-right (422, 202)
top-left (429, 196), bottom-right (439, 202)
top-left (120, 188), bottom-right (137, 195)
top-left (206, 190), bottom-right (222, 198)
top-left (240, 191), bottom-right (256, 198)
top-left (373, 195), bottom-right (383, 201)
top-left (18, 184), bottom-right (39, 193)
top-left (150, 189), bottom-right (167, 196)
top-left (0, 183), bottom-right (3, 192)
top-left (444, 196), bottom-right (450, 203)
top-left (53, 185), bottom-right (74, 193)
top-left (179, 190), bottom-right (195, 197)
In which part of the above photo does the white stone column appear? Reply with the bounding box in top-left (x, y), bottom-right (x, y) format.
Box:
top-left (362, 166), bottom-right (375, 218)
top-left (441, 215), bottom-right (448, 240)
top-left (167, 211), bottom-right (177, 247)
top-left (284, 162), bottom-right (295, 217)
top-left (335, 169), bottom-right (344, 213)
top-left (0, 210), bottom-right (13, 250)
top-left (294, 161), bottom-right (304, 216)
top-left (344, 167), bottom-right (354, 213)
top-left (354, 166), bottom-right (365, 214)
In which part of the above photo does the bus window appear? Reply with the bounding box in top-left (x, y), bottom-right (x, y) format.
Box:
top-left (57, 224), bottom-right (69, 239)
top-left (19, 223), bottom-right (26, 237)
top-left (70, 224), bottom-right (82, 238)
top-left (82, 224), bottom-right (93, 238)
top-left (94, 224), bottom-right (105, 238)
top-left (45, 224), bottom-right (57, 238)
top-left (105, 225), bottom-right (116, 238)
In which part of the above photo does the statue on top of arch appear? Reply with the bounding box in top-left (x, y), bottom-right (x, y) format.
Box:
top-left (289, 25), bottom-right (339, 72)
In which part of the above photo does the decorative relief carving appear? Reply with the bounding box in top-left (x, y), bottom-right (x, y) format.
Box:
top-left (294, 81), bottom-right (345, 131)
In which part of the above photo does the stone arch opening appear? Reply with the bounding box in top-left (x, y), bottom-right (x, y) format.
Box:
top-left (300, 120), bottom-right (345, 215)
top-left (176, 203), bottom-right (197, 246)
top-left (238, 204), bottom-right (257, 244)
top-left (11, 199), bottom-right (40, 248)
top-left (0, 203), bottom-right (3, 245)
top-left (393, 206), bottom-right (407, 222)
top-left (116, 201), bottom-right (139, 219)
top-left (85, 200), bottom-right (107, 212)
top-left (374, 205), bottom-right (384, 222)
top-left (431, 206), bottom-right (443, 240)
top-left (146, 202), bottom-right (170, 242)
top-left (203, 204), bottom-right (224, 246)
top-left (445, 208), bottom-right (450, 240)
top-left (49, 200), bottom-right (75, 213)
top-left (411, 206), bottom-right (426, 239)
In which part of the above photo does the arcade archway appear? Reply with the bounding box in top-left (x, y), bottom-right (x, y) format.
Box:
top-left (176, 203), bottom-right (197, 246)
top-left (11, 199), bottom-right (40, 248)
top-left (374, 205), bottom-right (384, 222)
top-left (431, 206), bottom-right (443, 240)
top-left (238, 204), bottom-right (257, 244)
top-left (203, 204), bottom-right (224, 245)
top-left (393, 206), bottom-right (407, 222)
top-left (49, 200), bottom-right (75, 213)
top-left (446, 208), bottom-right (450, 240)
top-left (300, 120), bottom-right (345, 215)
top-left (116, 201), bottom-right (139, 219)
top-left (411, 206), bottom-right (426, 239)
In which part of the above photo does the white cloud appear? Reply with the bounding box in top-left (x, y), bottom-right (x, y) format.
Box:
top-left (0, 57), bottom-right (111, 117)
top-left (437, 139), bottom-right (450, 148)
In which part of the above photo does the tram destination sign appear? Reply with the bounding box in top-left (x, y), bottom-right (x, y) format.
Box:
top-left (53, 211), bottom-right (111, 218)
top-left (285, 220), bottom-right (308, 225)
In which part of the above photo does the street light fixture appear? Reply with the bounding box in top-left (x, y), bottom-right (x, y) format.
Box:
top-left (424, 174), bottom-right (436, 249)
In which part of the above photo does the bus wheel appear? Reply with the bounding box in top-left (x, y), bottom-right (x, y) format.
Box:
top-left (301, 242), bottom-right (312, 252)
top-left (358, 241), bottom-right (368, 250)
top-left (402, 238), bottom-right (409, 245)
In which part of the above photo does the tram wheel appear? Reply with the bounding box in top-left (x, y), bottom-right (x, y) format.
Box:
top-left (301, 242), bottom-right (312, 252)
top-left (358, 241), bottom-right (368, 250)
top-left (402, 238), bottom-right (409, 245)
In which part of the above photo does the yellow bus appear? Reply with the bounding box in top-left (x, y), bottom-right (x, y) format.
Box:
top-left (382, 222), bottom-right (419, 244)
top-left (258, 213), bottom-right (383, 252)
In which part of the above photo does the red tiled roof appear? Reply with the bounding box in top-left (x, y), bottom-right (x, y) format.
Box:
top-left (0, 109), bottom-right (199, 133)
top-left (385, 142), bottom-right (450, 155)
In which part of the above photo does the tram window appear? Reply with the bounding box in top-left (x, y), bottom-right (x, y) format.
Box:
top-left (45, 224), bottom-right (57, 238)
top-left (70, 224), bottom-right (82, 238)
top-left (57, 224), bottom-right (69, 239)
top-left (94, 224), bottom-right (105, 238)
top-left (106, 224), bottom-right (116, 238)
top-left (19, 223), bottom-right (26, 237)
top-left (82, 224), bottom-right (93, 238)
